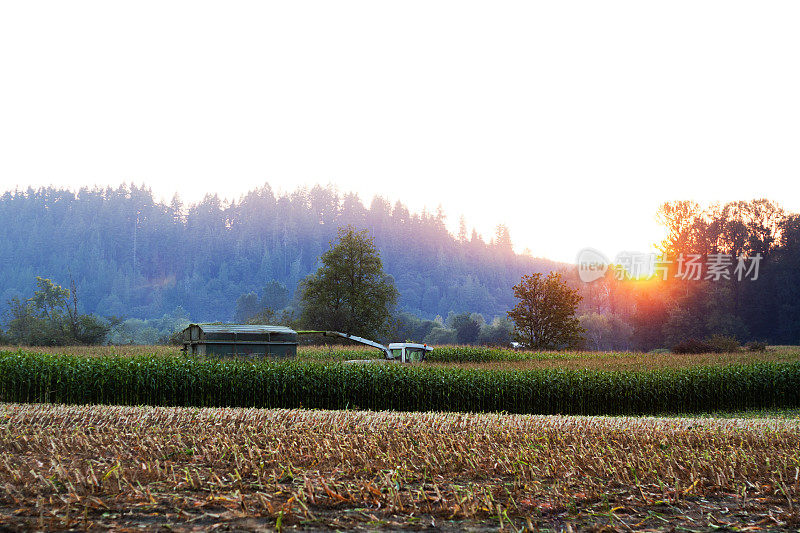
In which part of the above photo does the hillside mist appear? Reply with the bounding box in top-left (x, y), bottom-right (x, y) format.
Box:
top-left (0, 184), bottom-right (557, 323)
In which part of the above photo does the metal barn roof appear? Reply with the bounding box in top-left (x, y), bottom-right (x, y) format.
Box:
top-left (191, 324), bottom-right (296, 335)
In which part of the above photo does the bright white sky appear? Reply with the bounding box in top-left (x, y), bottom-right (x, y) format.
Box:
top-left (1, 1), bottom-right (799, 263)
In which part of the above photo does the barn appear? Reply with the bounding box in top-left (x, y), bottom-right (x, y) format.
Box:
top-left (181, 324), bottom-right (298, 357)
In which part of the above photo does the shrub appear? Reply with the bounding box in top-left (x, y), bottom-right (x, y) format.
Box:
top-left (706, 334), bottom-right (741, 353)
top-left (671, 338), bottom-right (714, 354)
top-left (746, 341), bottom-right (768, 352)
top-left (672, 335), bottom-right (740, 354)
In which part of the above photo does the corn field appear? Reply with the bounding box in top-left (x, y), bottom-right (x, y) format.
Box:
top-left (2, 350), bottom-right (799, 415)
top-left (7, 343), bottom-right (798, 369)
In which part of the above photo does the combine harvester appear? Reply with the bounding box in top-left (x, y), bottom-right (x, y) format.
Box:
top-left (298, 330), bottom-right (432, 363)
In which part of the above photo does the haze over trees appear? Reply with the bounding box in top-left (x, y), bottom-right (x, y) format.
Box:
top-left (3, 186), bottom-right (799, 349)
top-left (566, 199), bottom-right (800, 350)
top-left (0, 184), bottom-right (556, 330)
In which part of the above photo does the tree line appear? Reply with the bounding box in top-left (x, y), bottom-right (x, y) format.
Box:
top-left (217, 226), bottom-right (583, 349)
top-left (2, 277), bottom-right (109, 345)
top-left (567, 199), bottom-right (800, 350)
top-left (0, 227), bottom-right (568, 349)
top-left (2, 187), bottom-right (797, 350)
top-left (0, 184), bottom-right (555, 327)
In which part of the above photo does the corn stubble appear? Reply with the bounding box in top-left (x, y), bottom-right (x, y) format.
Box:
top-left (1, 404), bottom-right (798, 531)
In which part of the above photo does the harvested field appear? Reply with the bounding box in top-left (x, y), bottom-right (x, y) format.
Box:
top-left (1, 403), bottom-right (798, 531)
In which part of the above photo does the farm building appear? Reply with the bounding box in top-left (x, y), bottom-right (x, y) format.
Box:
top-left (181, 324), bottom-right (298, 357)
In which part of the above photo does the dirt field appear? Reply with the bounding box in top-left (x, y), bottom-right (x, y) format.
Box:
top-left (1, 403), bottom-right (798, 531)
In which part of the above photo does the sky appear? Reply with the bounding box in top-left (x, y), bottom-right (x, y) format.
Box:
top-left (1, 1), bottom-right (798, 263)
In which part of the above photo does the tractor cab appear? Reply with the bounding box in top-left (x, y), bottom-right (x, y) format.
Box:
top-left (388, 343), bottom-right (432, 363)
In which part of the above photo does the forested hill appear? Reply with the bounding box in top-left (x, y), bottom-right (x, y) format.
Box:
top-left (0, 184), bottom-right (557, 322)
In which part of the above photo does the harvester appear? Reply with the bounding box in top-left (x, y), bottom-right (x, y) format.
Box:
top-left (297, 330), bottom-right (432, 363)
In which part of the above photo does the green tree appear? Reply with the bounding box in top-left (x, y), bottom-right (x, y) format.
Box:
top-left (424, 326), bottom-right (457, 345)
top-left (448, 312), bottom-right (482, 344)
top-left (72, 315), bottom-right (112, 344)
top-left (478, 317), bottom-right (514, 346)
top-left (299, 226), bottom-right (398, 338)
top-left (5, 277), bottom-right (109, 345)
top-left (578, 312), bottom-right (633, 350)
top-left (234, 292), bottom-right (261, 322)
top-left (261, 280), bottom-right (290, 310)
top-left (30, 277), bottom-right (70, 321)
top-left (507, 272), bottom-right (585, 349)
top-left (5, 296), bottom-right (37, 345)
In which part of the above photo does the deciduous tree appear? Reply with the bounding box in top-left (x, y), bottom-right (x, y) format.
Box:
top-left (299, 227), bottom-right (398, 338)
top-left (508, 272), bottom-right (584, 349)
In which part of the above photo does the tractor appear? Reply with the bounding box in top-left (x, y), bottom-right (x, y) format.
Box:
top-left (297, 330), bottom-right (432, 363)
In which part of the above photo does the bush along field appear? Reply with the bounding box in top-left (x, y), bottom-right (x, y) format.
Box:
top-left (2, 350), bottom-right (800, 415)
